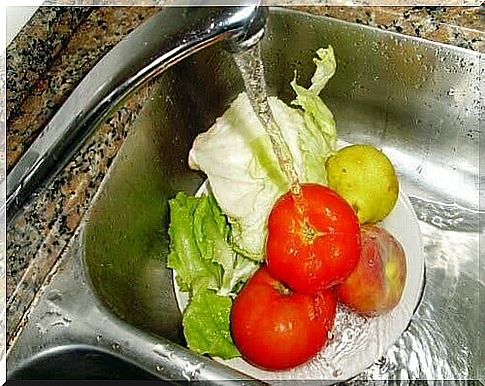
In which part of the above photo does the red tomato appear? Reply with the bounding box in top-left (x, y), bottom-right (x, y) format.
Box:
top-left (231, 266), bottom-right (337, 370)
top-left (266, 183), bottom-right (361, 294)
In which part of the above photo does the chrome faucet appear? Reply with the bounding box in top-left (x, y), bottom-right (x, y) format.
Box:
top-left (4, 3), bottom-right (268, 222)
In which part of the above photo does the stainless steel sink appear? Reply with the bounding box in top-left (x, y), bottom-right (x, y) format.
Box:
top-left (7, 8), bottom-right (482, 383)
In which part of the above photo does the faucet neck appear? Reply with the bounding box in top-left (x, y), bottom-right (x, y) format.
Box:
top-left (4, 6), bottom-right (268, 223)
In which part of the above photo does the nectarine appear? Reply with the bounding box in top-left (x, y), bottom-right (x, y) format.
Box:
top-left (335, 224), bottom-right (406, 316)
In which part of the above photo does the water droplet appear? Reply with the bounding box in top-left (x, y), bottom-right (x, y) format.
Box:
top-left (153, 344), bottom-right (175, 360)
top-left (156, 365), bottom-right (164, 372)
top-left (47, 290), bottom-right (63, 302)
top-left (332, 368), bottom-right (343, 377)
top-left (182, 362), bottom-right (203, 381)
top-left (35, 322), bottom-right (47, 334)
top-left (112, 342), bottom-right (121, 351)
top-left (50, 316), bottom-right (71, 328)
top-left (96, 334), bottom-right (102, 342)
top-left (375, 355), bottom-right (390, 374)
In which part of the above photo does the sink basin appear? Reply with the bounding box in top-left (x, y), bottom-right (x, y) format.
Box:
top-left (9, 345), bottom-right (159, 380)
top-left (7, 7), bottom-right (482, 383)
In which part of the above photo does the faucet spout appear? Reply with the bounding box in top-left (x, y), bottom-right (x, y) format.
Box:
top-left (223, 2), bottom-right (268, 52)
top-left (4, 5), bottom-right (268, 222)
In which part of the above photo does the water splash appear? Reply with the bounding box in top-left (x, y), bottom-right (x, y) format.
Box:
top-left (46, 289), bottom-right (63, 302)
top-left (286, 305), bottom-right (369, 380)
top-left (153, 343), bottom-right (175, 361)
top-left (182, 362), bottom-right (204, 381)
top-left (35, 310), bottom-right (72, 333)
top-left (409, 196), bottom-right (480, 232)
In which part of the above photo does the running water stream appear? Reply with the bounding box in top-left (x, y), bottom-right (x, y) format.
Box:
top-left (233, 43), bottom-right (301, 195)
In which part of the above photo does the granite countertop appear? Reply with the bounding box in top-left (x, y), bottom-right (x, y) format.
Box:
top-left (5, 5), bottom-right (484, 345)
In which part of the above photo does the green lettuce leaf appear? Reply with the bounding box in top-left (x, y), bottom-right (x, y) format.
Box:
top-left (188, 47), bottom-right (338, 260)
top-left (167, 192), bottom-right (258, 358)
top-left (291, 46), bottom-right (337, 182)
top-left (183, 289), bottom-right (240, 359)
top-left (167, 192), bottom-right (257, 295)
top-left (167, 192), bottom-right (222, 293)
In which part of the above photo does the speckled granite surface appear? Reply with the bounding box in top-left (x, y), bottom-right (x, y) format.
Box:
top-left (6, 7), bottom-right (93, 125)
top-left (294, 6), bottom-right (484, 51)
top-left (7, 6), bottom-right (160, 172)
top-left (5, 5), bottom-right (484, 343)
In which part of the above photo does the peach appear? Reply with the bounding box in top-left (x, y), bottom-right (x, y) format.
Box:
top-left (335, 224), bottom-right (407, 317)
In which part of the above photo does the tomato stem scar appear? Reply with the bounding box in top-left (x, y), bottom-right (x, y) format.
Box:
top-left (273, 281), bottom-right (292, 296)
top-left (301, 218), bottom-right (318, 244)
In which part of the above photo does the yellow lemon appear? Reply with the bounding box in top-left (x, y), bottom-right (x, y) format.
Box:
top-left (326, 144), bottom-right (399, 224)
